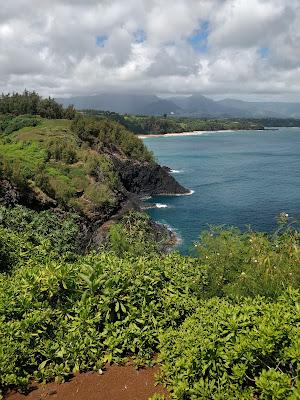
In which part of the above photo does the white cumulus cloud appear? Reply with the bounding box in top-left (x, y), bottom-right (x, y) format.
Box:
top-left (0, 0), bottom-right (299, 100)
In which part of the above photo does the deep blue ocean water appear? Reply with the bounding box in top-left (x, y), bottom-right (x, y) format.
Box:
top-left (143, 128), bottom-right (300, 254)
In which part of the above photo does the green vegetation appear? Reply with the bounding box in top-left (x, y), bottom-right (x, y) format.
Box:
top-left (0, 91), bottom-right (75, 120)
top-left (195, 217), bottom-right (300, 299)
top-left (252, 118), bottom-right (300, 128)
top-left (83, 110), bottom-right (264, 134)
top-left (0, 206), bottom-right (299, 399)
top-left (0, 213), bottom-right (202, 393)
top-left (0, 115), bottom-right (39, 135)
top-left (0, 98), bottom-right (153, 213)
top-left (71, 115), bottom-right (153, 161)
top-left (158, 291), bottom-right (300, 399)
top-left (0, 206), bottom-right (80, 272)
top-left (0, 91), bottom-right (299, 399)
top-left (108, 211), bottom-right (169, 256)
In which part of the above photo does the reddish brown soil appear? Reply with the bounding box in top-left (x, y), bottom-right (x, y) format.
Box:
top-left (5, 364), bottom-right (169, 400)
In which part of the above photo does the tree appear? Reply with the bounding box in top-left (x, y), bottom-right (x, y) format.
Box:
top-left (64, 105), bottom-right (76, 120)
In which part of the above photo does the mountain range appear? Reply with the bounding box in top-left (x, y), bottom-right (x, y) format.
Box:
top-left (56, 93), bottom-right (300, 119)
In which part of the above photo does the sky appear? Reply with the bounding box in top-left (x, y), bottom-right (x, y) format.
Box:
top-left (1, 0), bottom-right (300, 101)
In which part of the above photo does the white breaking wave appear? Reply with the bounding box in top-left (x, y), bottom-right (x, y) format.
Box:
top-left (156, 203), bottom-right (168, 208)
top-left (174, 189), bottom-right (195, 197)
top-left (170, 169), bottom-right (183, 174)
top-left (162, 222), bottom-right (183, 246)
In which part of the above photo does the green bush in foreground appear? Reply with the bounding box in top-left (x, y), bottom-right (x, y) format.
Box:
top-left (158, 291), bottom-right (300, 399)
top-left (195, 220), bottom-right (300, 299)
top-left (0, 206), bottom-right (80, 271)
top-left (0, 251), bottom-right (203, 394)
top-left (0, 205), bottom-right (299, 399)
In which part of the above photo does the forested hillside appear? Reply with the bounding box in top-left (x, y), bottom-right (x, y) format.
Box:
top-left (0, 92), bottom-right (188, 249)
top-left (83, 110), bottom-right (264, 135)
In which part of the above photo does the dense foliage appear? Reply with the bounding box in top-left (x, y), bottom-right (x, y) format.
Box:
top-left (0, 115), bottom-right (39, 135)
top-left (0, 247), bottom-right (202, 394)
top-left (0, 206), bottom-right (80, 272)
top-left (0, 203), bottom-right (299, 399)
top-left (0, 94), bottom-right (299, 399)
top-left (108, 211), bottom-right (170, 256)
top-left (0, 114), bottom-right (152, 212)
top-left (195, 218), bottom-right (300, 299)
top-left (158, 291), bottom-right (300, 399)
top-left (71, 115), bottom-right (153, 162)
top-left (0, 91), bottom-right (75, 120)
top-left (82, 110), bottom-right (264, 134)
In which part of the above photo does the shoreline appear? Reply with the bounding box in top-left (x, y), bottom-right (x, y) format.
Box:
top-left (140, 189), bottom-right (195, 250)
top-left (138, 129), bottom-right (248, 138)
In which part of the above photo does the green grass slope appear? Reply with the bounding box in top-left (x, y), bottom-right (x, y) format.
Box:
top-left (0, 115), bottom-right (153, 217)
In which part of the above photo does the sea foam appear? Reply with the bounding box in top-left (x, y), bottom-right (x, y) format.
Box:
top-left (155, 203), bottom-right (168, 208)
top-left (174, 189), bottom-right (195, 196)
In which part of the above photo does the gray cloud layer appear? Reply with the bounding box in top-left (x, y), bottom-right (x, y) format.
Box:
top-left (1, 0), bottom-right (300, 100)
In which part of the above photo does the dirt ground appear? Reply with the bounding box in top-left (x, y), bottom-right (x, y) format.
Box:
top-left (5, 364), bottom-right (169, 400)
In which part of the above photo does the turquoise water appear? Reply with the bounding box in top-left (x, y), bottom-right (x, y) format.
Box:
top-left (143, 128), bottom-right (300, 254)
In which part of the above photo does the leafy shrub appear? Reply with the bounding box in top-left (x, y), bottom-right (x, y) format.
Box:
top-left (82, 152), bottom-right (119, 188)
top-left (45, 138), bottom-right (78, 164)
top-left (48, 173), bottom-right (77, 203)
top-left (71, 116), bottom-right (154, 163)
top-left (0, 227), bottom-right (28, 272)
top-left (37, 98), bottom-right (63, 119)
top-left (0, 141), bottom-right (46, 188)
top-left (195, 224), bottom-right (300, 299)
top-left (42, 164), bottom-right (89, 204)
top-left (0, 252), bottom-right (204, 393)
top-left (63, 105), bottom-right (76, 120)
top-left (84, 183), bottom-right (116, 208)
top-left (0, 206), bottom-right (80, 257)
top-left (0, 115), bottom-right (39, 134)
top-left (109, 211), bottom-right (169, 256)
top-left (158, 290), bottom-right (300, 399)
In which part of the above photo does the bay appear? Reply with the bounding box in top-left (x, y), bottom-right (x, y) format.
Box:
top-left (143, 128), bottom-right (300, 254)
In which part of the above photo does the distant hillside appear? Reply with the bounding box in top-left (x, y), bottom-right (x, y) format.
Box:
top-left (57, 93), bottom-right (181, 116)
top-left (138, 99), bottom-right (182, 115)
top-left (57, 93), bottom-right (300, 119)
top-left (217, 98), bottom-right (300, 118)
top-left (83, 110), bottom-right (264, 134)
top-left (169, 94), bottom-right (253, 118)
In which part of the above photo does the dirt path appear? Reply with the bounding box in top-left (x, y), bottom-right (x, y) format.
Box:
top-left (5, 364), bottom-right (168, 400)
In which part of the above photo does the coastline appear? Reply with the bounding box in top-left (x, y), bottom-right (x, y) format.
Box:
top-left (138, 129), bottom-right (239, 138)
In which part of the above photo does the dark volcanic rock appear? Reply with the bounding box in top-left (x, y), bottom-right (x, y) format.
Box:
top-left (112, 158), bottom-right (189, 196)
top-left (0, 179), bottom-right (19, 206)
top-left (0, 179), bottom-right (57, 210)
top-left (0, 154), bottom-right (188, 252)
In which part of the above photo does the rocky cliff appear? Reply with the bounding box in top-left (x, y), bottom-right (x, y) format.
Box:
top-left (0, 114), bottom-right (188, 249)
top-left (112, 156), bottom-right (188, 196)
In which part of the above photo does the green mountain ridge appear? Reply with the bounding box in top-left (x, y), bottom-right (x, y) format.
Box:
top-left (56, 92), bottom-right (300, 118)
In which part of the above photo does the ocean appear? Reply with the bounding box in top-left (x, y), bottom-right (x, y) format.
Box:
top-left (142, 128), bottom-right (300, 254)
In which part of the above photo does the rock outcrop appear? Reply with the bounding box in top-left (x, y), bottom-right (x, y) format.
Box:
top-left (112, 157), bottom-right (189, 196)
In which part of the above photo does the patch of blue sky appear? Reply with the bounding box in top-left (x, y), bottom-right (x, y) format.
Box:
top-left (96, 35), bottom-right (108, 47)
top-left (133, 29), bottom-right (146, 43)
top-left (258, 47), bottom-right (269, 58)
top-left (187, 21), bottom-right (210, 53)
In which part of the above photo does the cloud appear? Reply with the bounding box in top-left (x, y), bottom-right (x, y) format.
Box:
top-left (0, 0), bottom-right (299, 100)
